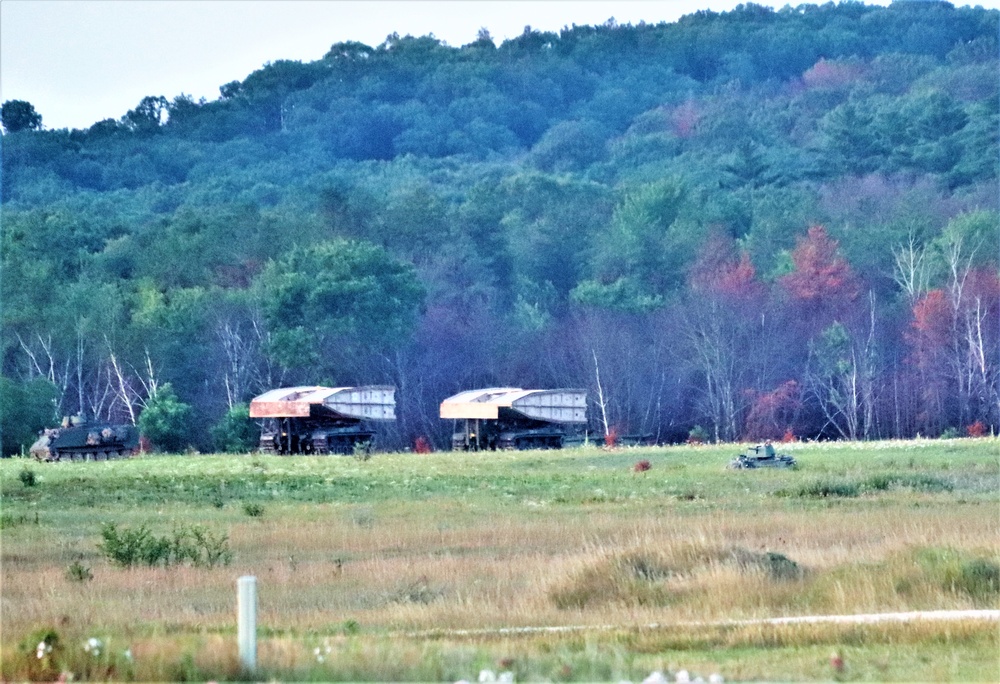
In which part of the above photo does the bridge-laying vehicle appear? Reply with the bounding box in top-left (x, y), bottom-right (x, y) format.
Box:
top-left (440, 387), bottom-right (587, 450)
top-left (250, 386), bottom-right (395, 454)
top-left (30, 416), bottom-right (139, 461)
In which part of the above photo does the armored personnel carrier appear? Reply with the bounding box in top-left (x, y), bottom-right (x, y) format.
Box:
top-left (250, 386), bottom-right (395, 454)
top-left (729, 442), bottom-right (797, 469)
top-left (29, 417), bottom-right (139, 461)
top-left (441, 387), bottom-right (587, 450)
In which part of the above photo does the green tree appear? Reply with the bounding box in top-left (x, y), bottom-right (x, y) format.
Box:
top-left (255, 239), bottom-right (425, 376)
top-left (0, 377), bottom-right (58, 456)
top-left (123, 96), bottom-right (169, 133)
top-left (574, 177), bottom-right (694, 310)
top-left (138, 383), bottom-right (193, 453)
top-left (1, 100), bottom-right (43, 133)
top-left (210, 404), bottom-right (257, 453)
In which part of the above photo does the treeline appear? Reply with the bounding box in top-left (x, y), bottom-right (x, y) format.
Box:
top-left (1, 1), bottom-right (998, 453)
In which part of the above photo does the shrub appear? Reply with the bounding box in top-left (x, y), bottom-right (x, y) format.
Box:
top-left (18, 627), bottom-right (61, 681)
top-left (243, 501), bottom-right (265, 518)
top-left (19, 468), bottom-right (37, 487)
top-left (0, 512), bottom-right (33, 529)
top-left (939, 426), bottom-right (961, 439)
top-left (99, 522), bottom-right (231, 568)
top-left (66, 559), bottom-right (94, 582)
top-left (687, 425), bottom-right (708, 444)
top-left (550, 551), bottom-right (675, 609)
top-left (966, 420), bottom-right (987, 437)
top-left (633, 460), bottom-right (651, 472)
top-left (353, 441), bottom-right (373, 461)
top-left (393, 575), bottom-right (441, 604)
top-left (729, 548), bottom-right (804, 580)
top-left (138, 383), bottom-right (193, 453)
top-left (954, 558), bottom-right (1000, 600)
top-left (211, 404), bottom-right (258, 453)
top-left (100, 523), bottom-right (170, 567)
top-left (797, 480), bottom-right (860, 497)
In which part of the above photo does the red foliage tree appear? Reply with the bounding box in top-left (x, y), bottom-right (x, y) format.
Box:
top-left (743, 380), bottom-right (802, 441)
top-left (909, 289), bottom-right (951, 364)
top-left (967, 421), bottom-right (986, 438)
top-left (689, 232), bottom-right (764, 302)
top-left (802, 58), bottom-right (863, 90)
top-left (671, 99), bottom-right (700, 138)
top-left (780, 225), bottom-right (860, 323)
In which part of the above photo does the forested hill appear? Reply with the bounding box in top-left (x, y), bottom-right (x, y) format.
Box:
top-left (2, 1), bottom-right (998, 454)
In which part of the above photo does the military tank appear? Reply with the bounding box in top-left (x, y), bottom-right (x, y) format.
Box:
top-left (29, 417), bottom-right (139, 462)
top-left (441, 388), bottom-right (587, 451)
top-left (729, 442), bottom-right (797, 469)
top-left (250, 386), bottom-right (395, 455)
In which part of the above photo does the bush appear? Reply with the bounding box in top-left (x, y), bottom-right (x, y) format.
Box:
top-left (862, 473), bottom-right (952, 493)
top-left (211, 404), bottom-right (257, 453)
top-left (66, 559), bottom-right (94, 582)
top-left (954, 558), bottom-right (1000, 600)
top-left (18, 627), bottom-right (61, 681)
top-left (19, 468), bottom-right (37, 487)
top-left (137, 383), bottom-right (193, 453)
top-left (0, 376), bottom-right (58, 456)
top-left (99, 522), bottom-right (231, 568)
top-left (243, 501), bottom-right (264, 518)
top-left (687, 425), bottom-right (708, 444)
top-left (729, 548), bottom-right (804, 580)
top-left (796, 480), bottom-right (860, 497)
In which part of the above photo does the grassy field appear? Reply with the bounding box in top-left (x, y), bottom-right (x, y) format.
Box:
top-left (1, 438), bottom-right (998, 682)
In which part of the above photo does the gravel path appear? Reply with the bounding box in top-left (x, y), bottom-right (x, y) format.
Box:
top-left (408, 609), bottom-right (1000, 637)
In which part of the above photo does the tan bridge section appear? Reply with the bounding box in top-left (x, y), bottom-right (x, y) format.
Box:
top-left (440, 388), bottom-right (587, 423)
top-left (249, 386), bottom-right (396, 421)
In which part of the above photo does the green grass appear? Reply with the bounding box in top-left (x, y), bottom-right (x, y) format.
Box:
top-left (1, 438), bottom-right (998, 681)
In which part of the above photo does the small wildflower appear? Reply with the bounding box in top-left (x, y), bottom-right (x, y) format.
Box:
top-left (643, 672), bottom-right (668, 684)
top-left (123, 648), bottom-right (133, 662)
top-left (709, 675), bottom-right (724, 684)
top-left (479, 670), bottom-right (497, 683)
top-left (36, 640), bottom-right (53, 659)
top-left (498, 672), bottom-right (514, 684)
top-left (676, 670), bottom-right (690, 684)
top-left (84, 637), bottom-right (102, 656)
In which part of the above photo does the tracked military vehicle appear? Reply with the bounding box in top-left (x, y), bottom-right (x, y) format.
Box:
top-left (29, 417), bottom-right (139, 462)
top-left (729, 442), bottom-right (797, 469)
top-left (441, 387), bottom-right (587, 451)
top-left (250, 386), bottom-right (395, 454)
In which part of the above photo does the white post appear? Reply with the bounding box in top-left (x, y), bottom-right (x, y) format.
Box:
top-left (237, 575), bottom-right (257, 672)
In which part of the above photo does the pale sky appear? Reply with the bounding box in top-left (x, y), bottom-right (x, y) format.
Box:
top-left (3, 0), bottom-right (988, 132)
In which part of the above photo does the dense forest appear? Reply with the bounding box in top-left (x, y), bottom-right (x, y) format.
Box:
top-left (1, 1), bottom-right (998, 454)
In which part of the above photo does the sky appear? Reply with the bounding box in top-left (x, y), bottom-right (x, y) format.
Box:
top-left (1, 0), bottom-right (989, 131)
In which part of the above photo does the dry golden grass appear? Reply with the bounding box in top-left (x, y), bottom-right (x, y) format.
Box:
top-left (1, 439), bottom-right (998, 680)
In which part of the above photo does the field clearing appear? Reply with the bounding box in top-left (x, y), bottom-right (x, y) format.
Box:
top-left (1, 438), bottom-right (998, 681)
